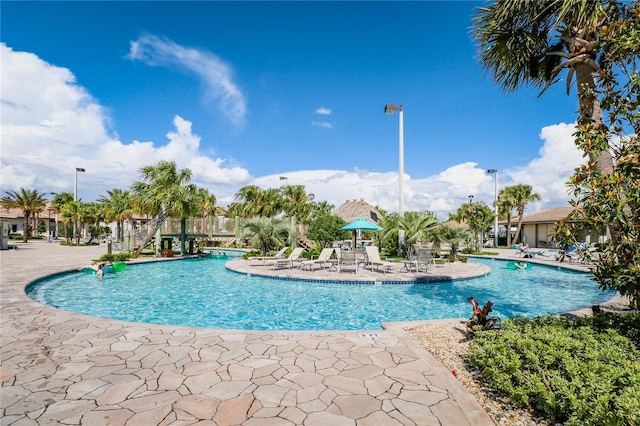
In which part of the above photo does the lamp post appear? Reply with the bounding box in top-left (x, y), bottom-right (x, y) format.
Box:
top-left (384, 103), bottom-right (404, 256)
top-left (50, 192), bottom-right (58, 238)
top-left (74, 167), bottom-right (85, 241)
top-left (468, 195), bottom-right (474, 204)
top-left (47, 207), bottom-right (52, 240)
top-left (487, 169), bottom-right (499, 247)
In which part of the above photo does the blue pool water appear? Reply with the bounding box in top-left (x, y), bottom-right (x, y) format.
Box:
top-left (26, 256), bottom-right (614, 331)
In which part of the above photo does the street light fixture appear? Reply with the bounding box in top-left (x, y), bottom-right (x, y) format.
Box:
top-left (384, 103), bottom-right (404, 256)
top-left (487, 169), bottom-right (499, 247)
top-left (468, 195), bottom-right (474, 204)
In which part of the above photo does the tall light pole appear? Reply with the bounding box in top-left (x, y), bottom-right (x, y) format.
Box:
top-left (50, 192), bottom-right (58, 238)
top-left (74, 167), bottom-right (85, 202)
top-left (74, 167), bottom-right (85, 241)
top-left (487, 169), bottom-right (499, 247)
top-left (384, 103), bottom-right (404, 256)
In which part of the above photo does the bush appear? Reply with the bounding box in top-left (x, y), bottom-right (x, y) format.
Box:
top-left (468, 314), bottom-right (640, 425)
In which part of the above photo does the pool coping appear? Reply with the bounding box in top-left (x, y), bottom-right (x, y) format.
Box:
top-left (1, 241), bottom-right (496, 425)
top-left (2, 242), bottom-right (629, 425)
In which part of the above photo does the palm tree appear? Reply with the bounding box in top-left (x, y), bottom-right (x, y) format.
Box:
top-left (472, 1), bottom-right (635, 179)
top-left (234, 185), bottom-right (264, 217)
top-left (241, 218), bottom-right (291, 255)
top-left (79, 202), bottom-right (105, 244)
top-left (193, 188), bottom-right (217, 237)
top-left (400, 211), bottom-right (439, 248)
top-left (61, 201), bottom-right (84, 244)
top-left (258, 188), bottom-right (284, 218)
top-left (51, 192), bottom-right (74, 242)
top-left (440, 225), bottom-right (472, 261)
top-left (0, 188), bottom-right (46, 242)
top-left (98, 188), bottom-right (133, 242)
top-left (130, 160), bottom-right (197, 258)
top-left (497, 187), bottom-right (517, 247)
top-left (509, 184), bottom-right (542, 244)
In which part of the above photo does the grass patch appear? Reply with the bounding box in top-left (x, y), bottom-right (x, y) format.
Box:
top-left (468, 313), bottom-right (640, 425)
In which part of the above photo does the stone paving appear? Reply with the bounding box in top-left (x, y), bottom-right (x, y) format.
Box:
top-left (1, 241), bottom-right (494, 425)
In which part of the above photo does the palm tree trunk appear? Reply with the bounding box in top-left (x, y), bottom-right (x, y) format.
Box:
top-left (506, 214), bottom-right (513, 247)
top-left (575, 63), bottom-right (614, 175)
top-left (22, 215), bottom-right (29, 243)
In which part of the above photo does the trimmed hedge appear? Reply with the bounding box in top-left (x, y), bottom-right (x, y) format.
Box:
top-left (468, 313), bottom-right (640, 425)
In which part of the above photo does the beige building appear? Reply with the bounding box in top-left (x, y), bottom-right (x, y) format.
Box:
top-left (505, 207), bottom-right (606, 248)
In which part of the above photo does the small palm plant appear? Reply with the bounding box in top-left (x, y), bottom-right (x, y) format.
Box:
top-left (242, 218), bottom-right (291, 256)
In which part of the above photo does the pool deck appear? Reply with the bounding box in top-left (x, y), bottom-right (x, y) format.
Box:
top-left (0, 242), bottom-right (614, 425)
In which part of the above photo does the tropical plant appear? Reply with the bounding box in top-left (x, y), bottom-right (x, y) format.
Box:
top-left (440, 225), bottom-right (471, 261)
top-left (497, 187), bottom-right (517, 247)
top-left (554, 8), bottom-right (640, 309)
top-left (506, 184), bottom-right (542, 244)
top-left (0, 188), bottom-right (47, 242)
top-left (51, 192), bottom-right (74, 242)
top-left (79, 202), bottom-right (105, 244)
top-left (130, 160), bottom-right (197, 258)
top-left (472, 0), bottom-right (633, 178)
top-left (306, 214), bottom-right (347, 248)
top-left (400, 211), bottom-right (439, 247)
top-left (98, 188), bottom-right (133, 241)
top-left (308, 200), bottom-right (334, 220)
top-left (61, 201), bottom-right (84, 244)
top-left (241, 217), bottom-right (291, 255)
top-left (453, 202), bottom-right (493, 251)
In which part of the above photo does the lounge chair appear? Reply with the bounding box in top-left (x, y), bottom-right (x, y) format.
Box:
top-left (364, 246), bottom-right (394, 273)
top-left (269, 247), bottom-right (305, 270)
top-left (299, 248), bottom-right (335, 271)
top-left (336, 251), bottom-right (358, 274)
top-left (249, 246), bottom-right (289, 266)
top-left (416, 248), bottom-right (436, 272)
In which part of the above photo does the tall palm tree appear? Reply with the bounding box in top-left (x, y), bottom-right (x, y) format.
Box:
top-left (0, 188), bottom-right (46, 242)
top-left (509, 184), bottom-right (542, 244)
top-left (130, 160), bottom-right (196, 258)
top-left (472, 1), bottom-right (631, 177)
top-left (61, 201), bottom-right (84, 244)
top-left (258, 188), bottom-right (284, 218)
top-left (234, 185), bottom-right (263, 217)
top-left (79, 202), bottom-right (105, 244)
top-left (98, 188), bottom-right (133, 242)
top-left (51, 192), bottom-right (74, 242)
top-left (497, 187), bottom-right (517, 247)
top-left (193, 188), bottom-right (217, 236)
top-left (282, 185), bottom-right (314, 223)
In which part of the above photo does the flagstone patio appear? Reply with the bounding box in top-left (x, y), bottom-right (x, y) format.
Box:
top-left (1, 241), bottom-right (496, 425)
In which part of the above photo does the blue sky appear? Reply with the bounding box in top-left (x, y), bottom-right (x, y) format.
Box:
top-left (1, 1), bottom-right (585, 219)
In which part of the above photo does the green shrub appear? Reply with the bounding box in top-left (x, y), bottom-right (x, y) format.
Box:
top-left (468, 314), bottom-right (640, 425)
top-left (98, 253), bottom-right (115, 262)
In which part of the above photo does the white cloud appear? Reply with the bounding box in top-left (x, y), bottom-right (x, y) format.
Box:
top-left (0, 43), bottom-right (585, 221)
top-left (0, 43), bottom-right (251, 201)
top-left (311, 121), bottom-right (333, 129)
top-left (127, 33), bottom-right (246, 127)
top-left (315, 107), bottom-right (331, 115)
top-left (255, 126), bottom-right (585, 220)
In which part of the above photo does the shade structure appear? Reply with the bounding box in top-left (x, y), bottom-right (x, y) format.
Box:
top-left (340, 217), bottom-right (383, 231)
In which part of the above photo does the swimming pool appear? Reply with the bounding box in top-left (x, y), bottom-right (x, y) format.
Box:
top-left (26, 256), bottom-right (614, 331)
